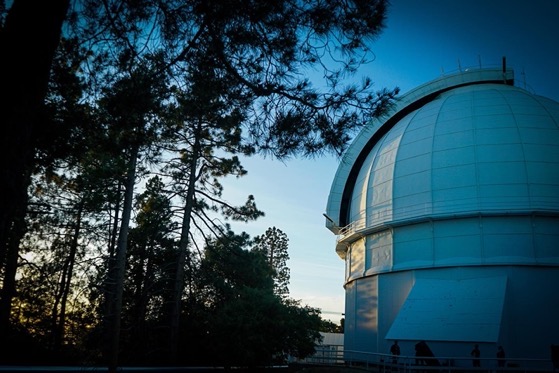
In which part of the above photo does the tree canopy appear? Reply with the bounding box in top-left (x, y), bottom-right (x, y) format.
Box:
top-left (0, 0), bottom-right (397, 369)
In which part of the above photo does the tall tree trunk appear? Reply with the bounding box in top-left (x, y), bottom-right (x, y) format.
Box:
top-left (0, 208), bottom-right (27, 333)
top-left (103, 184), bottom-right (122, 348)
top-left (108, 185), bottom-right (122, 260)
top-left (131, 241), bottom-right (154, 358)
top-left (0, 0), bottom-right (69, 334)
top-left (169, 126), bottom-right (202, 361)
top-left (51, 202), bottom-right (83, 351)
top-left (132, 242), bottom-right (148, 322)
top-left (106, 145), bottom-right (138, 373)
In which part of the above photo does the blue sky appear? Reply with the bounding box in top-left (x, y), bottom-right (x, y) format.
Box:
top-left (223, 0), bottom-right (559, 323)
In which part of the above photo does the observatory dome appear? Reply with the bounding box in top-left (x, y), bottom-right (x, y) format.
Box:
top-left (326, 68), bottom-right (559, 257)
top-left (348, 82), bottom-right (559, 226)
top-left (325, 68), bottom-right (559, 365)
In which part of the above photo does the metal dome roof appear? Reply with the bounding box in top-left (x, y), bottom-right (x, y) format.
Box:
top-left (325, 68), bottom-right (559, 238)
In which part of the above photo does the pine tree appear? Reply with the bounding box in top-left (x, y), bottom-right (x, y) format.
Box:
top-left (161, 58), bottom-right (264, 360)
top-left (1, 1), bottom-right (398, 367)
top-left (252, 227), bottom-right (291, 300)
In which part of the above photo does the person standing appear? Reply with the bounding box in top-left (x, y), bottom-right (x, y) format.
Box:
top-left (390, 340), bottom-right (401, 364)
top-left (496, 346), bottom-right (506, 368)
top-left (471, 344), bottom-right (481, 367)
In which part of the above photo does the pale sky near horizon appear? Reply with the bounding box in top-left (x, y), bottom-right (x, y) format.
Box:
top-left (223, 0), bottom-right (559, 323)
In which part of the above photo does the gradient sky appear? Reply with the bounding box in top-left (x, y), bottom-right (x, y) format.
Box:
top-left (223, 0), bottom-right (559, 323)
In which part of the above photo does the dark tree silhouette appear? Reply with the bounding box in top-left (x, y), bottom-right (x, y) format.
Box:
top-left (0, 1), bottom-right (398, 368)
top-left (0, 0), bottom-right (71, 335)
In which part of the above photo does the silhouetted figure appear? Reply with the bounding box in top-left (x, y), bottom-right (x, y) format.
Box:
top-left (415, 341), bottom-right (426, 366)
top-left (496, 346), bottom-right (506, 368)
top-left (415, 341), bottom-right (439, 367)
top-left (551, 344), bottom-right (559, 370)
top-left (390, 340), bottom-right (400, 364)
top-left (471, 344), bottom-right (481, 367)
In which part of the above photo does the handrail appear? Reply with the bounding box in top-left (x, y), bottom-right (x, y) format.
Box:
top-left (336, 208), bottom-right (559, 244)
top-left (343, 350), bottom-right (554, 372)
top-left (299, 349), bottom-right (555, 372)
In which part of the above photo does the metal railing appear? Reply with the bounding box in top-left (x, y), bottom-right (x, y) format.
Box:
top-left (297, 349), bottom-right (557, 372)
top-left (336, 206), bottom-right (559, 245)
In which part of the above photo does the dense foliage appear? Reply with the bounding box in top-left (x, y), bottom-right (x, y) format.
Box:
top-left (0, 0), bottom-right (397, 368)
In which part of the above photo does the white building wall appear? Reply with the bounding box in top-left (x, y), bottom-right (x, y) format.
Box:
top-left (343, 275), bottom-right (380, 362)
top-left (345, 265), bottom-right (559, 364)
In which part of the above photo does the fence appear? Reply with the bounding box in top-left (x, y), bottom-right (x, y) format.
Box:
top-left (297, 349), bottom-right (556, 372)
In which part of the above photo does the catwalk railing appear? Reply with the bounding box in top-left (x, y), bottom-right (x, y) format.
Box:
top-left (299, 349), bottom-right (557, 372)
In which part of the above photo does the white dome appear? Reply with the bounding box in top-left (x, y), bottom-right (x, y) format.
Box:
top-left (351, 83), bottom-right (559, 226)
top-left (326, 68), bottom-right (559, 236)
top-left (324, 68), bottom-right (559, 363)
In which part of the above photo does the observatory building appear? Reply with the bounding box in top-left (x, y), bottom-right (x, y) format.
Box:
top-left (324, 67), bottom-right (559, 367)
